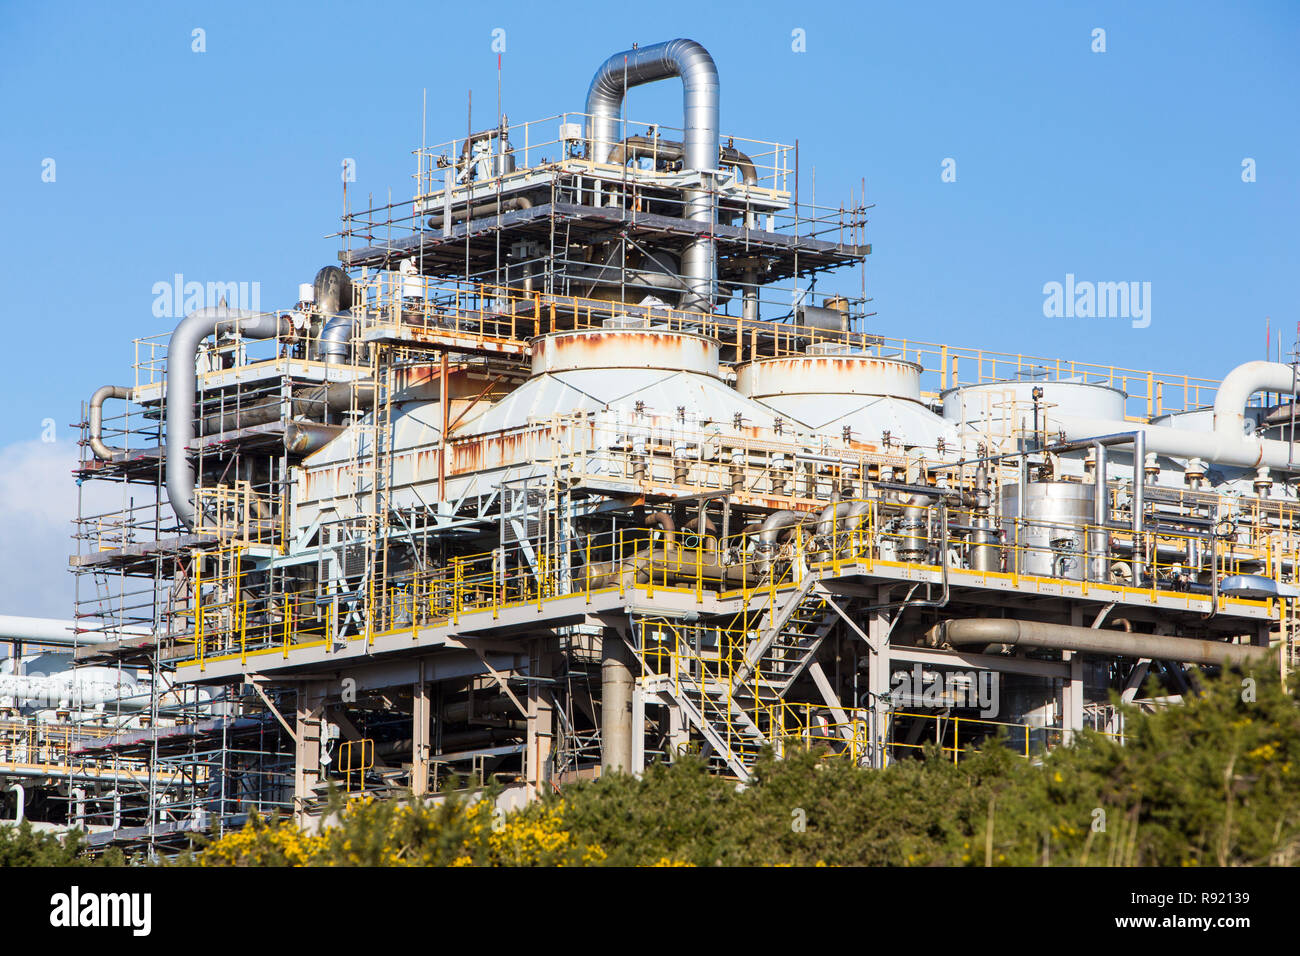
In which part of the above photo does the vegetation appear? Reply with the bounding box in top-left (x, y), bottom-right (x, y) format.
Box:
top-left (6, 666), bottom-right (1298, 866)
top-left (0, 820), bottom-right (124, 867)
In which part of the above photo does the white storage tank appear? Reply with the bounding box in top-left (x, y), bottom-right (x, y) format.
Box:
top-left (735, 350), bottom-right (956, 451)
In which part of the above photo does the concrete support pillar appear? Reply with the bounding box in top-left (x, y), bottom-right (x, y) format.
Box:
top-left (600, 629), bottom-right (635, 774)
top-left (412, 660), bottom-right (431, 797)
top-left (526, 641), bottom-right (554, 797)
top-left (630, 683), bottom-right (646, 774)
top-left (1062, 652), bottom-right (1084, 744)
top-left (866, 587), bottom-right (892, 769)
top-left (293, 680), bottom-right (329, 824)
top-left (667, 701), bottom-right (689, 759)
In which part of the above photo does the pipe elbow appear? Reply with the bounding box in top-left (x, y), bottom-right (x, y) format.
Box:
top-left (88, 385), bottom-right (131, 460)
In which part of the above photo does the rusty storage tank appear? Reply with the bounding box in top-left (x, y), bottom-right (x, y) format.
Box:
top-left (734, 348), bottom-right (956, 451)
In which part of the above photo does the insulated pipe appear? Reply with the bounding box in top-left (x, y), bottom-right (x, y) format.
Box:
top-left (166, 306), bottom-right (291, 529)
top-left (0, 616), bottom-right (113, 646)
top-left (755, 509), bottom-right (808, 575)
top-left (1214, 361), bottom-right (1299, 438)
top-left (924, 619), bottom-right (1268, 668)
top-left (318, 313), bottom-right (357, 365)
top-left (201, 381), bottom-right (376, 435)
top-left (425, 195), bottom-right (532, 231)
top-left (900, 494), bottom-right (933, 561)
top-left (1052, 411), bottom-right (1300, 472)
top-left (283, 421), bottom-right (347, 456)
top-left (972, 467), bottom-right (1000, 572)
top-left (5, 784), bottom-right (23, 825)
top-left (88, 385), bottom-right (131, 460)
top-left (585, 39), bottom-right (719, 310)
top-left (644, 512), bottom-right (677, 557)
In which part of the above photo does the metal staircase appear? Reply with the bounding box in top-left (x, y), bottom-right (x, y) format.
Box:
top-left (634, 573), bottom-right (844, 780)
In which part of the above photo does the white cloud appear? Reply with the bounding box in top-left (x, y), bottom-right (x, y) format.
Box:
top-left (0, 440), bottom-right (137, 618)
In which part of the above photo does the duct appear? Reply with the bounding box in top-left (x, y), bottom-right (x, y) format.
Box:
top-left (165, 306), bottom-right (291, 529)
top-left (88, 385), bottom-right (131, 460)
top-left (0, 616), bottom-right (114, 646)
top-left (585, 39), bottom-right (719, 309)
top-left (924, 618), bottom-right (1268, 668)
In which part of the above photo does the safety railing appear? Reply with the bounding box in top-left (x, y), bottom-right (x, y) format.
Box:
top-left (194, 482), bottom-right (284, 548)
top-left (172, 485), bottom-right (1284, 666)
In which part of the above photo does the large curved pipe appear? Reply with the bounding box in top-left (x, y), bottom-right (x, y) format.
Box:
top-left (1052, 412), bottom-right (1296, 472)
top-left (1213, 361), bottom-right (1298, 437)
top-left (924, 618), bottom-right (1268, 668)
top-left (318, 313), bottom-right (357, 365)
top-left (166, 307), bottom-right (290, 529)
top-left (585, 39), bottom-right (719, 310)
top-left (88, 385), bottom-right (131, 460)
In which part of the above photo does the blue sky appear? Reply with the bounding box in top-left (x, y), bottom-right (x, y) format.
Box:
top-left (1, 1), bottom-right (1297, 447)
top-left (0, 1), bottom-right (1296, 613)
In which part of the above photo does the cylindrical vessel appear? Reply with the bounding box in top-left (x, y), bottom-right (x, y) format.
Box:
top-left (1001, 481), bottom-right (1096, 580)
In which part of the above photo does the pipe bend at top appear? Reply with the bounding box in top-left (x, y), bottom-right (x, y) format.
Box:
top-left (1213, 360), bottom-right (1300, 437)
top-left (585, 39), bottom-right (719, 170)
top-left (88, 385), bottom-right (132, 460)
top-left (165, 306), bottom-right (289, 529)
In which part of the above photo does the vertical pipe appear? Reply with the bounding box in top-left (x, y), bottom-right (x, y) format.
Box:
top-left (1132, 430), bottom-right (1146, 585)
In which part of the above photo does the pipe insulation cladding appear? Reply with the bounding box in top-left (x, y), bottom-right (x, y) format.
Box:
top-left (924, 619), bottom-right (1269, 668)
top-left (585, 38), bottom-right (719, 311)
top-left (165, 307), bottom-right (290, 529)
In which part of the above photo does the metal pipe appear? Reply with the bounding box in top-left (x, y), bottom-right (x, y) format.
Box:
top-left (1214, 360), bottom-right (1300, 438)
top-left (0, 616), bottom-right (114, 646)
top-left (87, 385), bottom-right (131, 460)
top-left (924, 618), bottom-right (1268, 667)
top-left (972, 466), bottom-right (1000, 572)
top-left (283, 421), bottom-right (347, 456)
top-left (5, 784), bottom-right (24, 825)
top-left (165, 306), bottom-right (290, 529)
top-left (900, 494), bottom-right (932, 562)
top-left (318, 313), bottom-right (357, 365)
top-left (425, 195), bottom-right (532, 230)
top-left (585, 39), bottom-right (719, 310)
top-left (200, 381), bottom-right (376, 435)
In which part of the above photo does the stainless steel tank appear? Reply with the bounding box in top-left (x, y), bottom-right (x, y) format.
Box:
top-left (1001, 481), bottom-right (1096, 580)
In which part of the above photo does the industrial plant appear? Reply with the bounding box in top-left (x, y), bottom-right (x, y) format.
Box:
top-left (1, 37), bottom-right (1292, 853)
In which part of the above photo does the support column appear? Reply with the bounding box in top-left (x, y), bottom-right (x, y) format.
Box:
top-left (293, 680), bottom-right (329, 824)
top-left (600, 628), bottom-right (635, 774)
top-left (412, 660), bottom-right (431, 797)
top-left (866, 586), bottom-right (892, 769)
top-left (630, 683), bottom-right (646, 774)
top-left (526, 641), bottom-right (554, 798)
top-left (1062, 652), bottom-right (1084, 744)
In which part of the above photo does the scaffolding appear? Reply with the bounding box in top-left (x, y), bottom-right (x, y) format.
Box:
top-left (5, 42), bottom-right (1290, 853)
